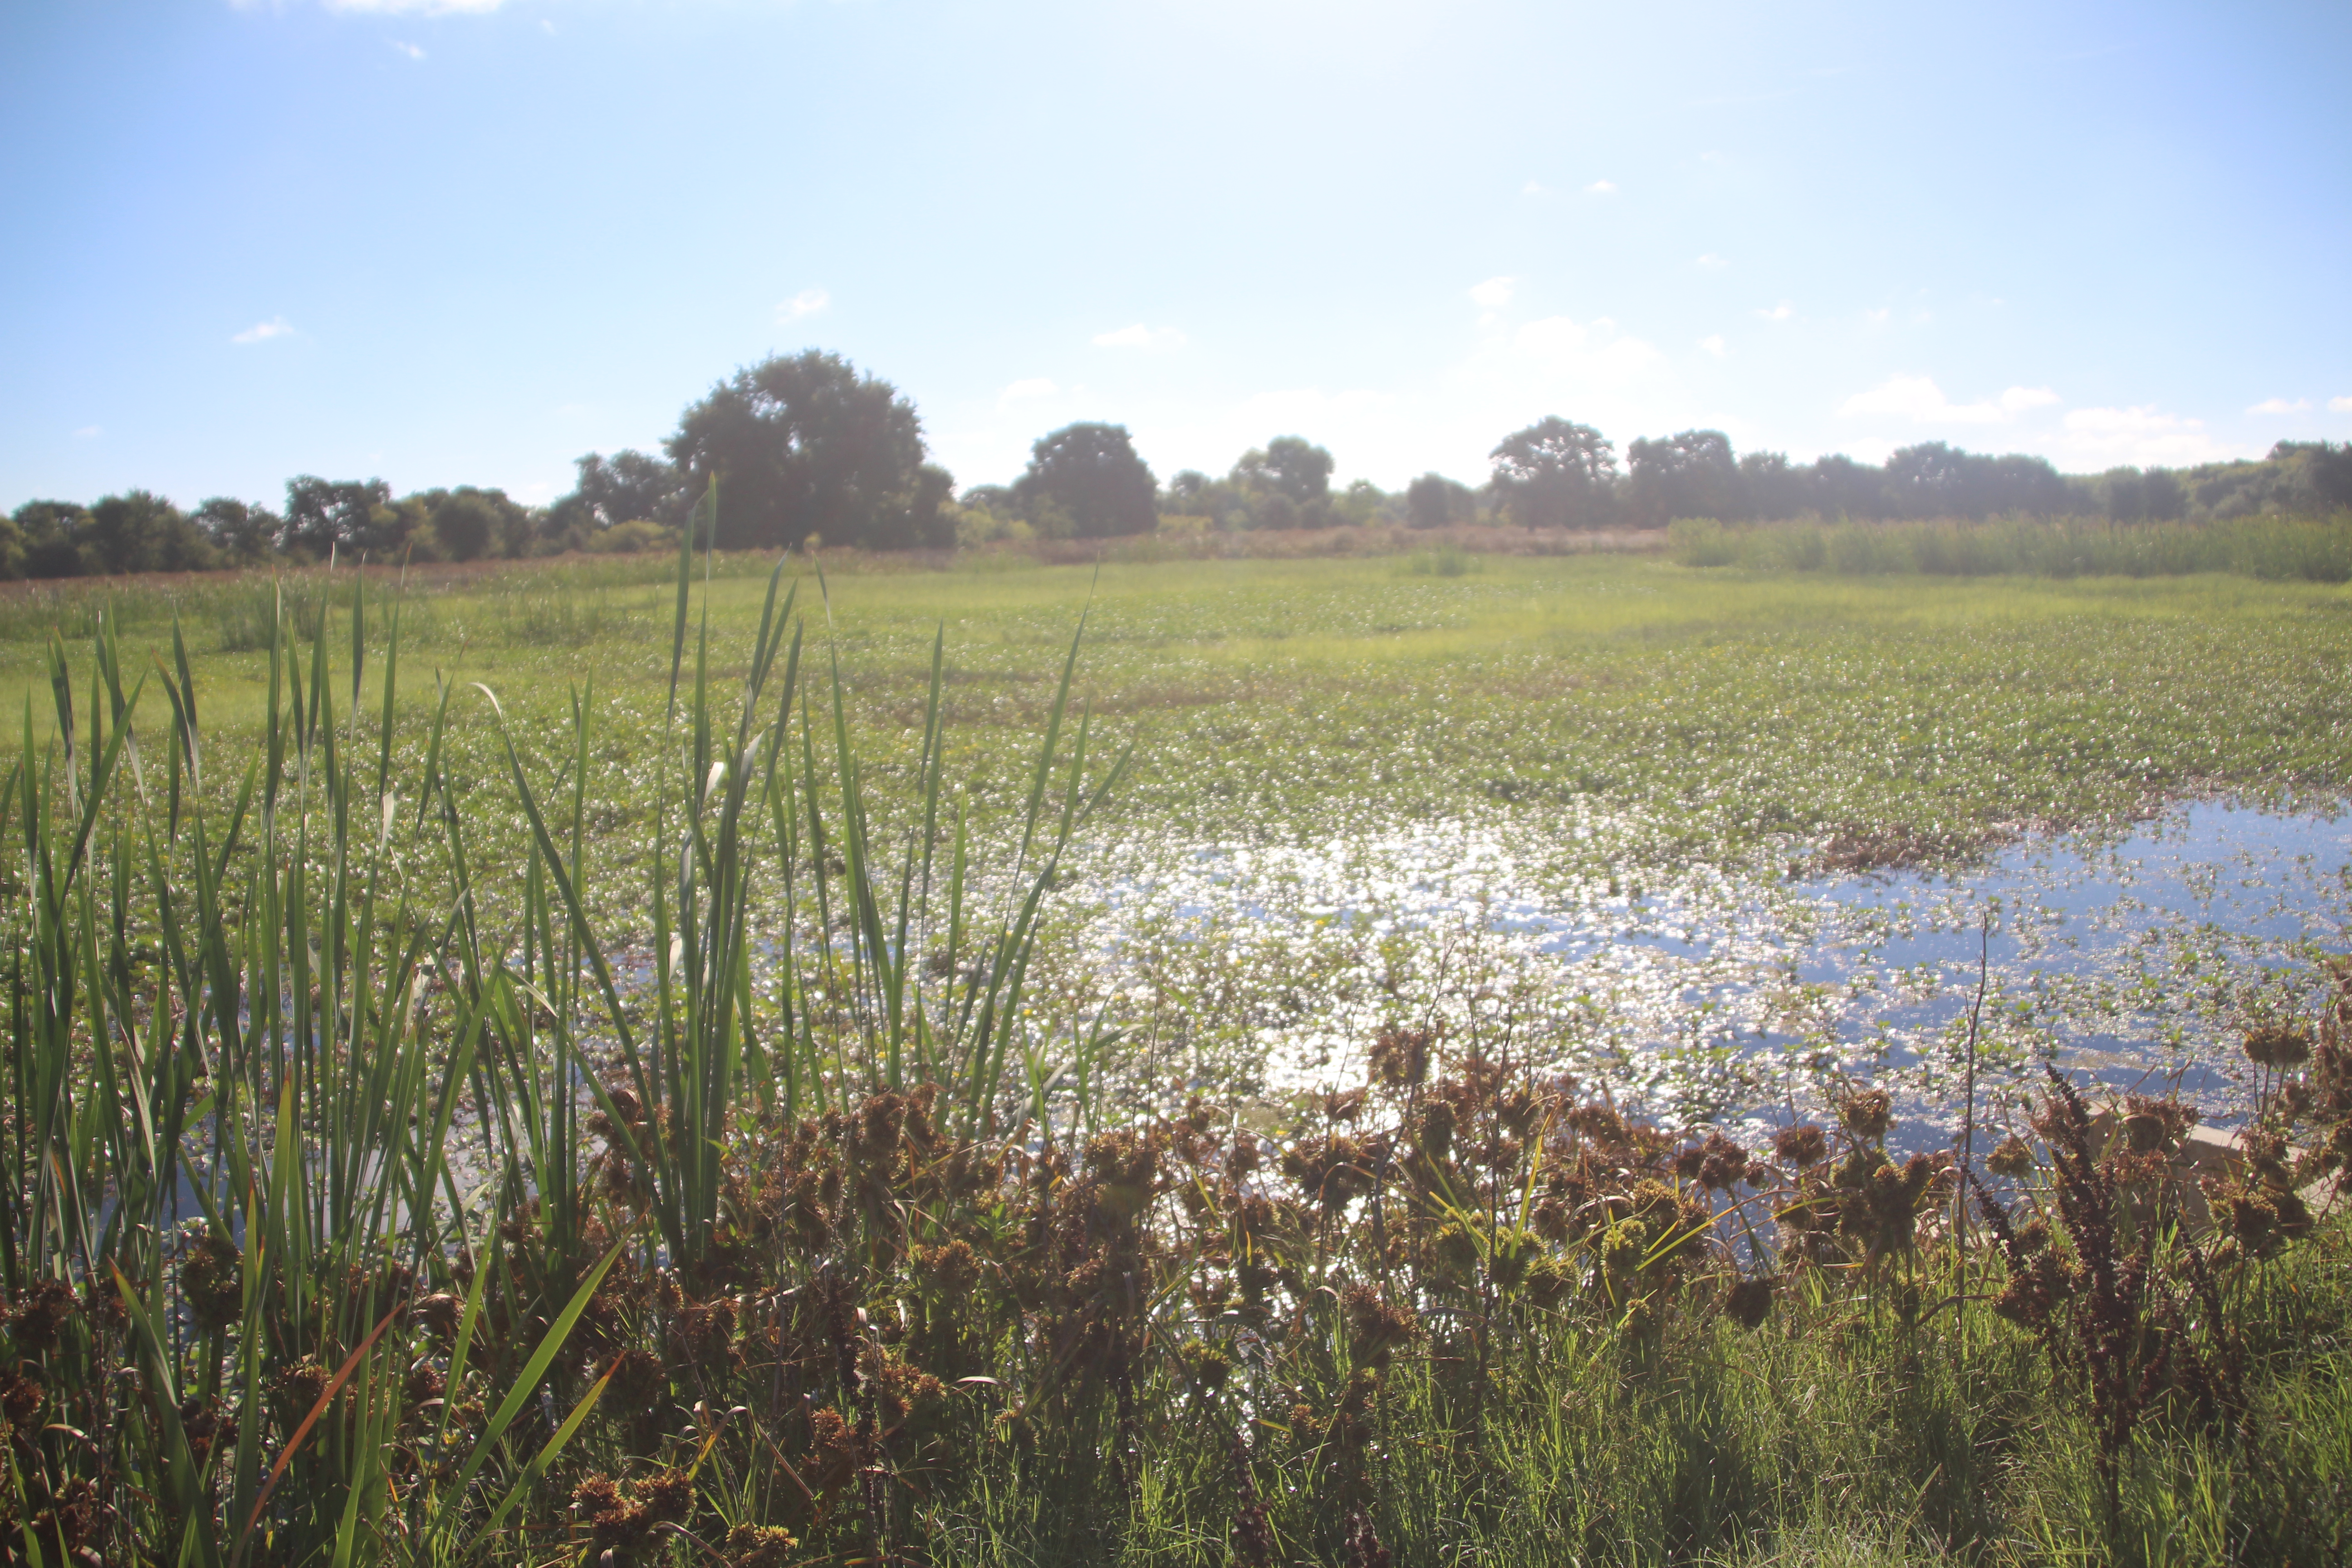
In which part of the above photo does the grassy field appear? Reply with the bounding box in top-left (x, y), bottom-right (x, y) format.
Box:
top-left (6, 548), bottom-right (2348, 862)
top-left (10, 549), bottom-right (2348, 1104)
top-left (1, 546), bottom-right (2350, 1565)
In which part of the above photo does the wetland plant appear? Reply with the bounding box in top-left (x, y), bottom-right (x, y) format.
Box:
top-left (0, 520), bottom-right (2349, 1563)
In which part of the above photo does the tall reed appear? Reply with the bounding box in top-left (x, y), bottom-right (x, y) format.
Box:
top-left (0, 485), bottom-right (1123, 1563)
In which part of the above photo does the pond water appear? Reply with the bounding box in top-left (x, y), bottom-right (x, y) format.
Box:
top-left (1092, 799), bottom-right (2352, 1150)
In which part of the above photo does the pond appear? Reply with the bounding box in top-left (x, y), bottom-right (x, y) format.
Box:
top-left (1092, 799), bottom-right (2352, 1149)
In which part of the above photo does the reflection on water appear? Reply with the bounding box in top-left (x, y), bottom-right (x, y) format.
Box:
top-left (1088, 800), bottom-right (2352, 1149)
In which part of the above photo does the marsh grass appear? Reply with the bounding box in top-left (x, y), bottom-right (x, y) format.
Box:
top-left (216, 578), bottom-right (333, 652)
top-left (1394, 544), bottom-right (1480, 578)
top-left (1670, 513), bottom-right (2352, 582)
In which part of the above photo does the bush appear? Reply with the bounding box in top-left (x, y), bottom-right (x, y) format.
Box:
top-left (582, 518), bottom-right (679, 554)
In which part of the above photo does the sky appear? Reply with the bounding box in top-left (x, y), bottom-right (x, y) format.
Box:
top-left (3, 0), bottom-right (2347, 514)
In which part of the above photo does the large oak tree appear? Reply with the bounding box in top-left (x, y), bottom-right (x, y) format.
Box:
top-left (667, 350), bottom-right (952, 550)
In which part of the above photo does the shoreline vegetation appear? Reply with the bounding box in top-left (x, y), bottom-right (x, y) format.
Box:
top-left (0, 507), bottom-right (2351, 616)
top-left (1, 528), bottom-right (2349, 1565)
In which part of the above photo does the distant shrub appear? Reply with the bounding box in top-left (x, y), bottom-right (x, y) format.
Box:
top-left (582, 518), bottom-right (678, 554)
top-left (1671, 513), bottom-right (2352, 582)
top-left (1396, 543), bottom-right (1480, 578)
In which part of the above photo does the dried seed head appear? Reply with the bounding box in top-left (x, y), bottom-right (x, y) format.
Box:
top-left (7, 1280), bottom-right (77, 1355)
top-left (1696, 1132), bottom-right (1748, 1192)
top-left (2122, 1093), bottom-right (2200, 1154)
top-left (181, 1230), bottom-right (245, 1336)
top-left (724, 1523), bottom-right (800, 1568)
top-left (1724, 1275), bottom-right (1774, 1330)
top-left (1986, 1133), bottom-right (2037, 1179)
top-left (2245, 1022), bottom-right (2311, 1069)
top-left (1773, 1123), bottom-right (1828, 1168)
top-left (1567, 1101), bottom-right (1632, 1147)
top-left (1180, 1336), bottom-right (1233, 1394)
top-left (1369, 1025), bottom-right (1432, 1088)
top-left (1835, 1087), bottom-right (1892, 1143)
top-left (1341, 1283), bottom-right (1419, 1367)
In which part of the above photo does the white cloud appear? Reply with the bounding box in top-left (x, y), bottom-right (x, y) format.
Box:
top-left (1584, 179), bottom-right (1617, 195)
top-left (1695, 254), bottom-right (1729, 269)
top-left (1509, 314), bottom-right (1670, 384)
top-left (72, 426), bottom-right (99, 439)
top-left (775, 288), bottom-right (829, 323)
top-left (2246, 397), bottom-right (2311, 415)
top-left (1467, 275), bottom-right (1514, 310)
top-left (1755, 301), bottom-right (1793, 321)
top-left (1093, 323), bottom-right (1185, 350)
top-left (232, 316), bottom-right (294, 345)
top-left (996, 377), bottom-right (1059, 412)
top-left (1837, 375), bottom-right (2059, 425)
top-left (391, 39), bottom-right (425, 60)
top-left (1699, 335), bottom-right (1727, 358)
top-left (1521, 179), bottom-right (1548, 196)
top-left (1863, 307), bottom-right (1891, 326)
top-left (2332, 395), bottom-right (2352, 414)
top-left (2056, 405), bottom-right (2236, 468)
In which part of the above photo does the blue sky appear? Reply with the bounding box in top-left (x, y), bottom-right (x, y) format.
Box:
top-left (4, 0), bottom-right (2347, 513)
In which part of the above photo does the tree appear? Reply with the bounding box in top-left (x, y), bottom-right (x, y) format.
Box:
top-left (568, 450), bottom-right (687, 531)
top-left (12, 501), bottom-right (87, 578)
top-left (1979, 454), bottom-right (2069, 517)
top-left (1626, 429), bottom-right (1739, 526)
top-left (1405, 472), bottom-right (1474, 529)
top-left (1883, 443), bottom-right (2064, 519)
top-left (282, 476), bottom-right (395, 558)
top-left (194, 498), bottom-right (282, 564)
top-left (1804, 454), bottom-right (1888, 519)
top-left (1333, 479), bottom-right (1392, 526)
top-left (82, 491), bottom-right (216, 575)
top-left (666, 351), bottom-right (950, 550)
top-left (1738, 451), bottom-right (1800, 521)
top-left (960, 484), bottom-right (1018, 517)
top-left (1161, 469), bottom-right (1245, 528)
top-left (425, 489), bottom-right (504, 561)
top-left (2274, 441), bottom-right (2352, 510)
top-left (1234, 436), bottom-right (1334, 505)
top-left (2141, 468), bottom-right (2187, 520)
top-left (1489, 417), bottom-right (1617, 529)
top-left (1013, 423), bottom-right (1156, 538)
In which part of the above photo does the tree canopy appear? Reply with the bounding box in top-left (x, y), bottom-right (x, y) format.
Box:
top-left (1014, 423), bottom-right (1156, 538)
top-left (666, 350), bottom-right (952, 551)
top-left (1405, 472), bottom-right (1476, 528)
top-left (1627, 430), bottom-right (1739, 528)
top-left (1490, 418), bottom-right (1618, 529)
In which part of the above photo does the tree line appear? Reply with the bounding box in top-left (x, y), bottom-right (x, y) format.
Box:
top-left (9, 348), bottom-right (2348, 578)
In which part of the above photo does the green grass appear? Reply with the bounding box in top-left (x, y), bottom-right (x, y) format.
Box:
top-left (6, 552), bottom-right (2349, 875)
